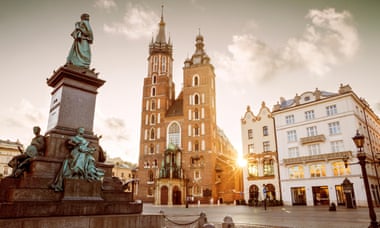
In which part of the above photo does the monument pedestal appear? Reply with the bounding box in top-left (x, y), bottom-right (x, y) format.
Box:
top-left (0, 65), bottom-right (142, 218)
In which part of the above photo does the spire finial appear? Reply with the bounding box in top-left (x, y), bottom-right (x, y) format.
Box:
top-left (161, 5), bottom-right (164, 20)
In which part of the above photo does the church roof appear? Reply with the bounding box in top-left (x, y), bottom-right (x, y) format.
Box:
top-left (166, 92), bottom-right (183, 117)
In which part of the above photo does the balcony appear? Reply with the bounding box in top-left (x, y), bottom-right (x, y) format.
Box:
top-left (283, 151), bottom-right (352, 165)
top-left (300, 134), bottom-right (326, 145)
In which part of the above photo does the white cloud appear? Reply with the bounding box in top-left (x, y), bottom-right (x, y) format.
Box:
top-left (94, 0), bottom-right (116, 10)
top-left (214, 8), bottom-right (359, 83)
top-left (103, 3), bottom-right (158, 40)
top-left (0, 99), bottom-right (47, 143)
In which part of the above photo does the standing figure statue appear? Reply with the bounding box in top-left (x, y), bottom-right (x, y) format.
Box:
top-left (51, 127), bottom-right (104, 191)
top-left (8, 126), bottom-right (46, 178)
top-left (66, 13), bottom-right (93, 68)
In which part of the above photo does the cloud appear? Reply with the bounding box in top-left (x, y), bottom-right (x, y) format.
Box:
top-left (94, 0), bottom-right (116, 10)
top-left (103, 3), bottom-right (158, 40)
top-left (0, 99), bottom-right (47, 143)
top-left (214, 8), bottom-right (359, 83)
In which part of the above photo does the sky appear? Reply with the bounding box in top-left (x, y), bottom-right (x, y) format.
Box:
top-left (1, 0), bottom-right (379, 163)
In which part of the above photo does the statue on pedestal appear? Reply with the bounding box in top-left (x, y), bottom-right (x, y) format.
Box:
top-left (51, 127), bottom-right (104, 191)
top-left (66, 13), bottom-right (93, 68)
top-left (8, 126), bottom-right (46, 177)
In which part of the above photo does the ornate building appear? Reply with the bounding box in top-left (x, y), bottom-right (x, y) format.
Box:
top-left (272, 84), bottom-right (380, 207)
top-left (241, 102), bottom-right (281, 205)
top-left (137, 10), bottom-right (239, 205)
top-left (0, 139), bottom-right (23, 179)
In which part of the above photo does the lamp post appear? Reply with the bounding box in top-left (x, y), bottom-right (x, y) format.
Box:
top-left (352, 131), bottom-right (378, 228)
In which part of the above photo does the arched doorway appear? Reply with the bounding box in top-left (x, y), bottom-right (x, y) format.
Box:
top-left (172, 186), bottom-right (181, 205)
top-left (249, 185), bottom-right (259, 206)
top-left (161, 186), bottom-right (168, 205)
top-left (265, 184), bottom-right (276, 200)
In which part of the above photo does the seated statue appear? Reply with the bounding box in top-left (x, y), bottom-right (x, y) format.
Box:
top-left (51, 127), bottom-right (104, 191)
top-left (8, 126), bottom-right (46, 177)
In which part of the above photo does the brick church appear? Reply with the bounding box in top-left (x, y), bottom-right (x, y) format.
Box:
top-left (136, 10), bottom-right (240, 205)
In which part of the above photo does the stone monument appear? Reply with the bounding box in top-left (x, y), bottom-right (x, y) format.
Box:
top-left (0, 13), bottom-right (142, 220)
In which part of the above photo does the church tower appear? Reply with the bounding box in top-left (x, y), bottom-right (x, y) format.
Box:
top-left (138, 7), bottom-right (175, 203)
top-left (137, 8), bottom-right (239, 205)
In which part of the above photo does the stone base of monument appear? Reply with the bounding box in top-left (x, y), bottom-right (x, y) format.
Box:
top-left (0, 214), bottom-right (163, 228)
top-left (0, 156), bottom-right (142, 219)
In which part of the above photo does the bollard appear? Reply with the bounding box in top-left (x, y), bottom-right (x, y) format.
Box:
top-left (199, 212), bottom-right (208, 227)
top-left (222, 215), bottom-right (235, 228)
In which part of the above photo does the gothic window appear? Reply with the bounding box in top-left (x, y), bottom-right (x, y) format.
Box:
top-left (150, 114), bottom-right (155, 125)
top-left (151, 99), bottom-right (156, 110)
top-left (194, 108), bottom-right (199, 120)
top-left (152, 75), bottom-right (157, 84)
top-left (194, 140), bottom-right (199, 152)
top-left (150, 128), bottom-right (155, 140)
top-left (162, 56), bottom-right (166, 72)
top-left (149, 144), bottom-right (154, 154)
top-left (168, 122), bottom-right (181, 147)
top-left (194, 124), bottom-right (200, 136)
top-left (148, 170), bottom-right (154, 181)
top-left (194, 94), bottom-right (199, 105)
top-left (151, 87), bottom-right (156, 97)
top-left (193, 75), bottom-right (199, 86)
top-left (153, 56), bottom-right (158, 72)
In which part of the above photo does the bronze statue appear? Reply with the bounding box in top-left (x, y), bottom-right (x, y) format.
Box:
top-left (8, 126), bottom-right (46, 177)
top-left (51, 127), bottom-right (104, 191)
top-left (66, 13), bottom-right (93, 68)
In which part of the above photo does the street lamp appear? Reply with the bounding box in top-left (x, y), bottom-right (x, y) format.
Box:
top-left (352, 130), bottom-right (379, 228)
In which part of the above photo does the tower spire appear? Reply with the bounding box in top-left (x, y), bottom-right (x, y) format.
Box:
top-left (155, 5), bottom-right (166, 44)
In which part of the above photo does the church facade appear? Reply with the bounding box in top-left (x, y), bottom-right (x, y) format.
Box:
top-left (136, 12), bottom-right (239, 205)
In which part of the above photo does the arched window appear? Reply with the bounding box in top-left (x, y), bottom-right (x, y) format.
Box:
top-left (194, 124), bottom-right (200, 136)
top-left (151, 99), bottom-right (156, 110)
top-left (162, 56), bottom-right (166, 72)
top-left (151, 114), bottom-right (156, 124)
top-left (194, 94), bottom-right (199, 105)
top-left (194, 140), bottom-right (199, 152)
top-left (193, 75), bottom-right (199, 86)
top-left (168, 122), bottom-right (181, 147)
top-left (153, 56), bottom-right (158, 72)
top-left (151, 87), bottom-right (156, 97)
top-left (150, 128), bottom-right (155, 140)
top-left (148, 170), bottom-right (154, 181)
top-left (194, 108), bottom-right (199, 120)
top-left (152, 75), bottom-right (157, 84)
top-left (149, 144), bottom-right (154, 154)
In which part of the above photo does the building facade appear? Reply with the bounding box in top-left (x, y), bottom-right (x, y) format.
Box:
top-left (241, 102), bottom-right (281, 205)
top-left (0, 139), bottom-right (23, 179)
top-left (137, 11), bottom-right (239, 205)
top-left (272, 84), bottom-right (380, 207)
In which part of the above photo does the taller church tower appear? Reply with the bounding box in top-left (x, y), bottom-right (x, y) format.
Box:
top-left (137, 8), bottom-right (239, 205)
top-left (138, 8), bottom-right (175, 202)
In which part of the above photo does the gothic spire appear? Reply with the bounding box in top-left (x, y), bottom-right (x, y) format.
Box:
top-left (155, 5), bottom-right (166, 44)
top-left (149, 5), bottom-right (172, 56)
